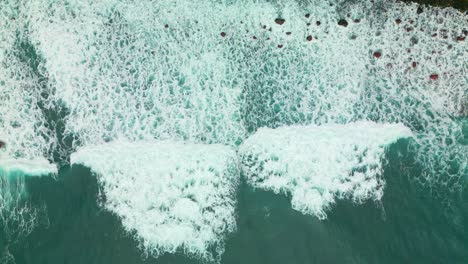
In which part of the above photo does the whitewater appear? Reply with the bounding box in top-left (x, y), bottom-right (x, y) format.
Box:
top-left (0, 0), bottom-right (466, 262)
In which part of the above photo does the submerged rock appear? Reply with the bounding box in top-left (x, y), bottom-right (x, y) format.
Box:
top-left (338, 19), bottom-right (348, 27)
top-left (274, 18), bottom-right (285, 25)
top-left (417, 6), bottom-right (424, 14)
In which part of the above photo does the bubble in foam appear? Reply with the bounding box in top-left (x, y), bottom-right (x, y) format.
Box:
top-left (70, 141), bottom-right (239, 261)
top-left (239, 121), bottom-right (413, 219)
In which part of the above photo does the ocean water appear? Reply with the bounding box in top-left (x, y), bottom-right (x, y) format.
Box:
top-left (0, 0), bottom-right (467, 263)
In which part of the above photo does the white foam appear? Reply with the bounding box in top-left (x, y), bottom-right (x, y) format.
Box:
top-left (0, 0), bottom-right (465, 259)
top-left (22, 0), bottom-right (466, 187)
top-left (26, 0), bottom-right (247, 148)
top-left (0, 158), bottom-right (57, 177)
top-left (0, 2), bottom-right (56, 248)
top-left (70, 140), bottom-right (239, 260)
top-left (0, 7), bottom-right (55, 175)
top-left (239, 121), bottom-right (413, 219)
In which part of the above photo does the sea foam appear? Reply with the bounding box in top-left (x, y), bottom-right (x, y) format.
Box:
top-left (70, 140), bottom-right (239, 261)
top-left (0, 0), bottom-right (466, 261)
top-left (0, 158), bottom-right (57, 177)
top-left (239, 121), bottom-right (413, 219)
top-left (23, 0), bottom-right (466, 187)
top-left (0, 0), bottom-right (57, 176)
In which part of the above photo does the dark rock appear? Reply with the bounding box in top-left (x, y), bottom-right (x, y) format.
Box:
top-left (395, 18), bottom-right (402, 24)
top-left (164, 24), bottom-right (169, 28)
top-left (354, 19), bottom-right (361, 23)
top-left (220, 32), bottom-right (226, 37)
top-left (286, 32), bottom-right (292, 35)
top-left (305, 14), bottom-right (310, 18)
top-left (277, 44), bottom-right (283, 48)
top-left (316, 21), bottom-right (321, 26)
top-left (275, 18), bottom-right (285, 25)
top-left (306, 35), bottom-right (313, 41)
top-left (0, 140), bottom-right (4, 149)
top-left (417, 6), bottom-right (423, 14)
top-left (456, 36), bottom-right (465, 41)
top-left (430, 74), bottom-right (439, 80)
top-left (253, 36), bottom-right (257, 40)
top-left (338, 19), bottom-right (348, 27)
top-left (373, 51), bottom-right (382, 58)
top-left (307, 22), bottom-right (311, 26)
top-left (412, 62), bottom-right (417, 68)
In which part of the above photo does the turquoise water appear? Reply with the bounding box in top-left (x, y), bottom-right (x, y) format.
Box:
top-left (2, 140), bottom-right (468, 263)
top-left (1, 0), bottom-right (467, 263)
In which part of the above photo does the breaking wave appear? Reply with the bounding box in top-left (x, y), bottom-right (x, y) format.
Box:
top-left (71, 141), bottom-right (239, 261)
top-left (239, 121), bottom-right (413, 219)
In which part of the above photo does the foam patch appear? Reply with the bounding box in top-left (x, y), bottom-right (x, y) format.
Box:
top-left (0, 0), bottom-right (56, 175)
top-left (70, 140), bottom-right (239, 261)
top-left (0, 158), bottom-right (57, 177)
top-left (0, 2), bottom-right (56, 250)
top-left (27, 0), bottom-right (247, 147)
top-left (239, 121), bottom-right (413, 219)
top-left (22, 0), bottom-right (466, 187)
